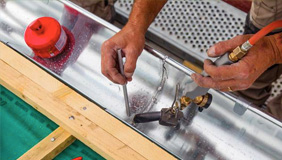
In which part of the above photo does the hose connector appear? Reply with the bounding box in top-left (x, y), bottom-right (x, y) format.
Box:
top-left (228, 41), bottom-right (252, 62)
top-left (180, 93), bottom-right (213, 111)
top-left (241, 40), bottom-right (253, 51)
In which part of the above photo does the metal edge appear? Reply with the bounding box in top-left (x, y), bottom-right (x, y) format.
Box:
top-left (222, 92), bottom-right (282, 127)
top-left (59, 0), bottom-right (120, 32)
top-left (29, 1), bottom-right (182, 158)
top-left (2, 41), bottom-right (181, 159)
top-left (60, 0), bottom-right (282, 128)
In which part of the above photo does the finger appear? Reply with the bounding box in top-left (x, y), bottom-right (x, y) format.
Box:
top-left (123, 49), bottom-right (140, 79)
top-left (207, 35), bottom-right (251, 57)
top-left (127, 77), bottom-right (132, 82)
top-left (191, 73), bottom-right (223, 90)
top-left (107, 67), bottom-right (127, 84)
top-left (105, 52), bottom-right (126, 84)
top-left (204, 59), bottom-right (253, 81)
top-left (101, 42), bottom-right (126, 84)
top-left (104, 67), bottom-right (127, 84)
top-left (191, 73), bottom-right (249, 91)
top-left (105, 73), bottom-right (118, 84)
top-left (204, 59), bottom-right (239, 81)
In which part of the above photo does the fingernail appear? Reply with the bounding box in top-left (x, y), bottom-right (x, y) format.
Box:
top-left (127, 77), bottom-right (132, 82)
top-left (207, 46), bottom-right (215, 56)
top-left (204, 59), bottom-right (212, 65)
top-left (125, 72), bottom-right (133, 78)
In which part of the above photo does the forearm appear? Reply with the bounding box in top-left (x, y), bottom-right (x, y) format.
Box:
top-left (125, 0), bottom-right (167, 34)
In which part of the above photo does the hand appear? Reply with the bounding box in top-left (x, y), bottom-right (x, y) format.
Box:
top-left (101, 24), bottom-right (145, 84)
top-left (191, 34), bottom-right (281, 92)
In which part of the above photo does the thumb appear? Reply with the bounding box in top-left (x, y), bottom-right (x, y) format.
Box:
top-left (124, 52), bottom-right (139, 79)
top-left (207, 35), bottom-right (251, 57)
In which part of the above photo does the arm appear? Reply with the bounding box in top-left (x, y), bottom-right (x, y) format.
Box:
top-left (127, 0), bottom-right (167, 35)
top-left (191, 32), bottom-right (282, 92)
top-left (101, 0), bottom-right (167, 84)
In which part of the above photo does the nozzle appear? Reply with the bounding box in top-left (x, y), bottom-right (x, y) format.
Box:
top-left (180, 93), bottom-right (213, 112)
top-left (133, 112), bottom-right (161, 123)
top-left (29, 19), bottom-right (44, 34)
top-left (193, 93), bottom-right (212, 109)
top-left (180, 96), bottom-right (192, 110)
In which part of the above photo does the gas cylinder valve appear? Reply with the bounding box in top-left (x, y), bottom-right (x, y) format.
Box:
top-left (180, 93), bottom-right (212, 112)
top-left (133, 85), bottom-right (213, 127)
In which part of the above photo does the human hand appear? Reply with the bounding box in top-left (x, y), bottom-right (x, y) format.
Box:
top-left (101, 24), bottom-right (145, 84)
top-left (191, 34), bottom-right (282, 92)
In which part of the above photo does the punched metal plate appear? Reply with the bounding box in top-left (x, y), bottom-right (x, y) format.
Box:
top-left (269, 75), bottom-right (282, 101)
top-left (2, 1), bottom-right (282, 159)
top-left (115, 0), bottom-right (282, 105)
top-left (115, 0), bottom-right (247, 61)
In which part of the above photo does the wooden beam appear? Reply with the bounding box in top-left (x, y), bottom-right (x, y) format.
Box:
top-left (0, 54), bottom-right (144, 160)
top-left (0, 42), bottom-right (176, 160)
top-left (18, 127), bottom-right (75, 160)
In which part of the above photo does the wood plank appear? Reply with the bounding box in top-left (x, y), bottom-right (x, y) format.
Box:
top-left (18, 127), bottom-right (75, 160)
top-left (0, 42), bottom-right (176, 160)
top-left (0, 60), bottom-right (144, 160)
top-left (0, 49), bottom-right (63, 93)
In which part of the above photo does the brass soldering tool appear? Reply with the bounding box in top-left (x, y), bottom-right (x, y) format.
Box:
top-left (133, 84), bottom-right (212, 127)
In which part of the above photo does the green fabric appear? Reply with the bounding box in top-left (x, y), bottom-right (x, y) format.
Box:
top-left (0, 85), bottom-right (104, 160)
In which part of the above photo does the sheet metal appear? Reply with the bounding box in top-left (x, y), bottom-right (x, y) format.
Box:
top-left (115, 0), bottom-right (247, 62)
top-left (115, 0), bottom-right (282, 105)
top-left (1, 1), bottom-right (282, 159)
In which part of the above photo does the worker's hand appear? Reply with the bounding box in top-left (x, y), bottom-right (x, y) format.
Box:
top-left (101, 24), bottom-right (145, 84)
top-left (191, 34), bottom-right (282, 92)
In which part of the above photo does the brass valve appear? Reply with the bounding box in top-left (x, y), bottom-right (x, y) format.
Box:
top-left (180, 93), bottom-right (213, 112)
top-left (228, 46), bottom-right (247, 62)
top-left (133, 92), bottom-right (213, 127)
top-left (180, 96), bottom-right (192, 110)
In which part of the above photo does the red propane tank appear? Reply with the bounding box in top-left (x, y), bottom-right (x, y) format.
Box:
top-left (24, 17), bottom-right (67, 58)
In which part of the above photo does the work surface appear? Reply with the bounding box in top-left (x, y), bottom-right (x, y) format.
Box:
top-left (1, 0), bottom-right (282, 159)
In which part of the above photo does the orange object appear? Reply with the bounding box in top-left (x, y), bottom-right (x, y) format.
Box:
top-left (249, 20), bottom-right (282, 45)
top-left (24, 17), bottom-right (68, 58)
top-left (72, 157), bottom-right (83, 160)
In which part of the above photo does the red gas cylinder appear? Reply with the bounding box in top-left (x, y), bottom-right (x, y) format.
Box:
top-left (24, 17), bottom-right (67, 58)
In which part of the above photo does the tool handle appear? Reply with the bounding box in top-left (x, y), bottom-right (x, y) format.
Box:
top-left (214, 53), bottom-right (234, 66)
top-left (117, 49), bottom-right (131, 117)
top-left (133, 112), bottom-right (161, 123)
top-left (202, 53), bottom-right (233, 76)
top-left (117, 49), bottom-right (125, 76)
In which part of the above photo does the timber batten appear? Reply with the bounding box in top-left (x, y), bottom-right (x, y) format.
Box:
top-left (0, 42), bottom-right (175, 160)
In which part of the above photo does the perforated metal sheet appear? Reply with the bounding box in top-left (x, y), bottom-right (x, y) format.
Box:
top-left (115, 1), bottom-right (282, 105)
top-left (2, 1), bottom-right (282, 159)
top-left (115, 0), bottom-right (247, 61)
top-left (269, 75), bottom-right (282, 101)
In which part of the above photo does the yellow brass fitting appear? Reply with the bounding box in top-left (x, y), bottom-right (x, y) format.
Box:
top-left (193, 94), bottom-right (209, 107)
top-left (228, 46), bottom-right (247, 62)
top-left (179, 93), bottom-right (212, 110)
top-left (193, 95), bottom-right (203, 105)
top-left (180, 96), bottom-right (192, 110)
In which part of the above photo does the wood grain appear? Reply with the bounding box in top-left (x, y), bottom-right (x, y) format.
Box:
top-left (0, 42), bottom-right (176, 160)
top-left (18, 127), bottom-right (75, 160)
